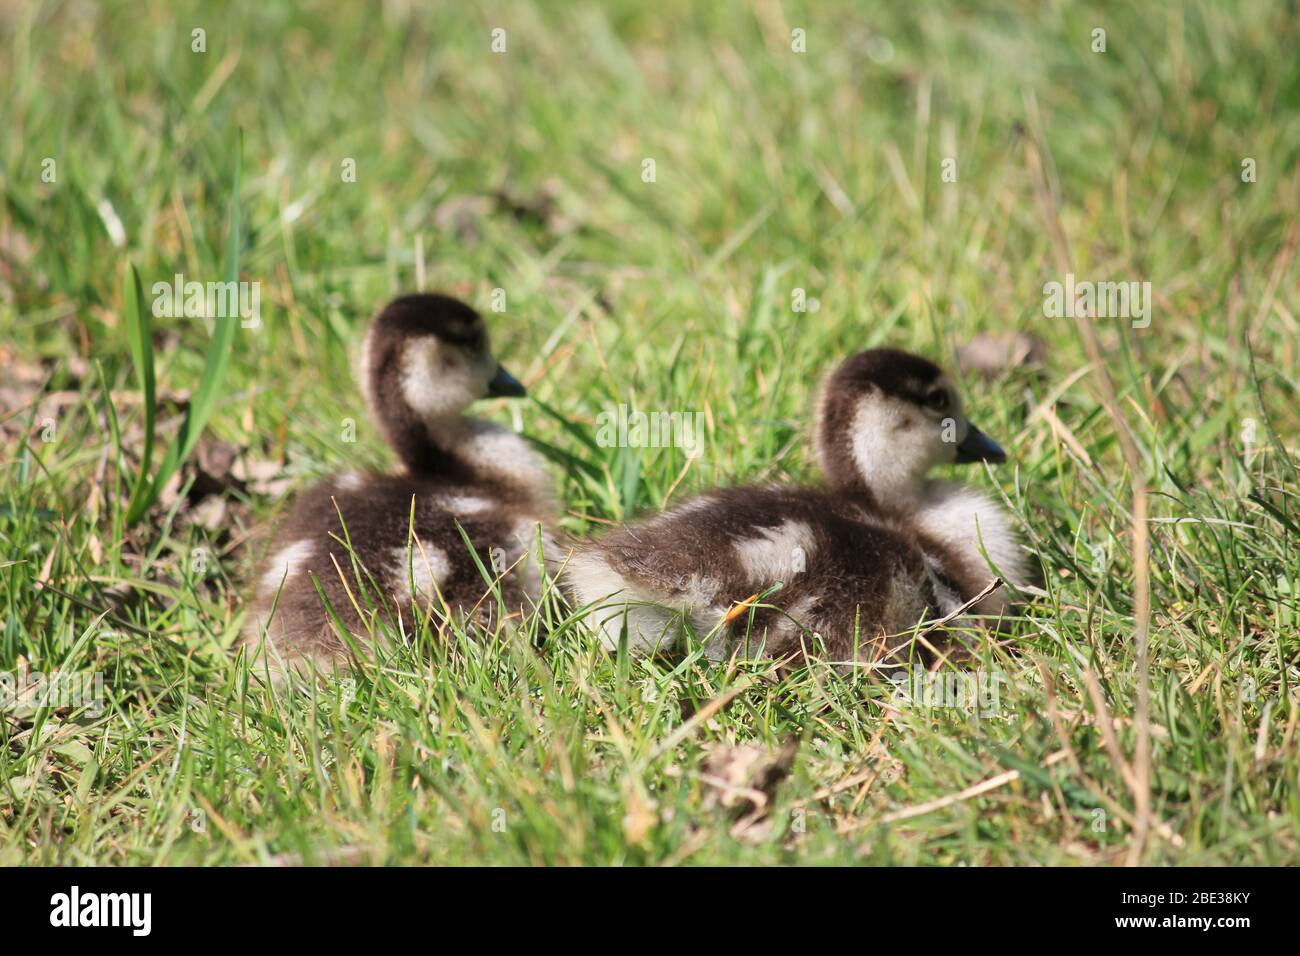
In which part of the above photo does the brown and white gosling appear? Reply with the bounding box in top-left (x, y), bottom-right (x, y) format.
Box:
top-left (241, 293), bottom-right (557, 674)
top-left (566, 348), bottom-right (1035, 665)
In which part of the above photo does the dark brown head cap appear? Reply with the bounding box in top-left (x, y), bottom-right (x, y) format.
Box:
top-left (824, 348), bottom-right (946, 404)
top-left (371, 293), bottom-right (487, 351)
top-left (358, 293), bottom-right (528, 473)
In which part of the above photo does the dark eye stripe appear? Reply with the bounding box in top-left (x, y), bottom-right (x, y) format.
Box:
top-left (442, 326), bottom-right (486, 349)
top-left (924, 390), bottom-right (949, 410)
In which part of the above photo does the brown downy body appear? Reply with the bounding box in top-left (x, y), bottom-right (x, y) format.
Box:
top-left (242, 293), bottom-right (557, 675)
top-left (566, 348), bottom-right (1036, 665)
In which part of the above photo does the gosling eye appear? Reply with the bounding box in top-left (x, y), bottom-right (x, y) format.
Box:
top-left (451, 334), bottom-right (488, 360)
top-left (923, 389), bottom-right (950, 412)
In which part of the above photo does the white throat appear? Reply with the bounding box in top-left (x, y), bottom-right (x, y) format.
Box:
top-left (399, 338), bottom-right (484, 421)
top-left (426, 416), bottom-right (556, 512)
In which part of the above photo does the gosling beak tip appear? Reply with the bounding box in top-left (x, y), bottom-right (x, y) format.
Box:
top-left (954, 424), bottom-right (1007, 464)
top-left (487, 364), bottom-right (527, 398)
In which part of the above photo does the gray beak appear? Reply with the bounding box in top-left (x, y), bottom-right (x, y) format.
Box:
top-left (955, 424), bottom-right (1006, 464)
top-left (487, 364), bottom-right (527, 398)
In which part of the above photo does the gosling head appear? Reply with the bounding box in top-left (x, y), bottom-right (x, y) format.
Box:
top-left (359, 293), bottom-right (526, 470)
top-left (360, 292), bottom-right (524, 418)
top-left (814, 348), bottom-right (1006, 508)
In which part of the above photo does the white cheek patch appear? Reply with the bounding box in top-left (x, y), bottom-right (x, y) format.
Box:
top-left (337, 471), bottom-right (364, 491)
top-left (400, 338), bottom-right (481, 419)
top-left (850, 395), bottom-right (954, 505)
top-left (260, 539), bottom-right (316, 595)
top-left (850, 396), bottom-right (910, 476)
top-left (732, 520), bottom-right (816, 584)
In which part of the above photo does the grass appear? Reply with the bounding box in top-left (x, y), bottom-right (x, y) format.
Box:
top-left (1, 0), bottom-right (1298, 865)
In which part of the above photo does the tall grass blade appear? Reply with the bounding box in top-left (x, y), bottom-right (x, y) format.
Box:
top-left (148, 130), bottom-right (243, 504)
top-left (122, 263), bottom-right (157, 525)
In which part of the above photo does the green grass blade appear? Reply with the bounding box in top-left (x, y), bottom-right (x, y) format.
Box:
top-left (147, 131), bottom-right (243, 506)
top-left (122, 262), bottom-right (157, 525)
